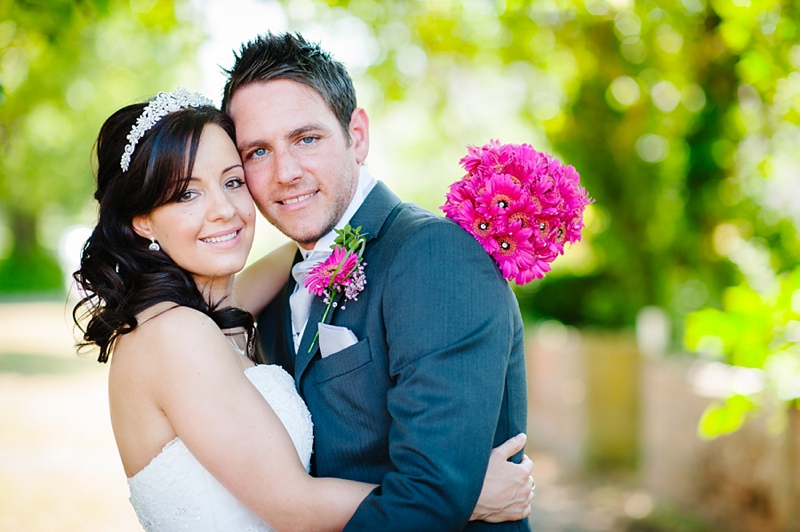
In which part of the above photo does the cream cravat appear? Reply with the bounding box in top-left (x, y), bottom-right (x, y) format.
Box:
top-left (289, 251), bottom-right (329, 352)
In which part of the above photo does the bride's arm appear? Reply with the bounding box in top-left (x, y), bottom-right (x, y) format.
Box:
top-left (233, 241), bottom-right (296, 316)
top-left (150, 308), bottom-right (373, 531)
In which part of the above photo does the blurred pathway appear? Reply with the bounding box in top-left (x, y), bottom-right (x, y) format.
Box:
top-left (528, 456), bottom-right (649, 532)
top-left (0, 301), bottom-right (140, 531)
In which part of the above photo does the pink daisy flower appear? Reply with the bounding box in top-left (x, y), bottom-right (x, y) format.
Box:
top-left (475, 173), bottom-right (526, 219)
top-left (458, 201), bottom-right (500, 254)
top-left (441, 178), bottom-right (478, 219)
top-left (491, 224), bottom-right (544, 285)
top-left (305, 246), bottom-right (359, 297)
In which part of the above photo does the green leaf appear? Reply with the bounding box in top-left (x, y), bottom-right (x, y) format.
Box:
top-left (722, 285), bottom-right (764, 314)
top-left (698, 394), bottom-right (756, 440)
top-left (684, 308), bottom-right (741, 353)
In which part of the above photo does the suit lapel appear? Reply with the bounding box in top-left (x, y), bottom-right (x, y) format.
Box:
top-left (348, 181), bottom-right (401, 247)
top-left (294, 293), bottom-right (326, 385)
top-left (278, 250), bottom-right (302, 377)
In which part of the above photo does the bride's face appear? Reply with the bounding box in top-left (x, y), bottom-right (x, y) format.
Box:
top-left (133, 124), bottom-right (256, 294)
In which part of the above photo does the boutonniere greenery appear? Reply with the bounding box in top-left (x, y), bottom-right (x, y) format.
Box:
top-left (304, 224), bottom-right (367, 353)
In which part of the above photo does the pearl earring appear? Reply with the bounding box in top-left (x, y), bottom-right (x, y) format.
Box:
top-left (149, 238), bottom-right (160, 251)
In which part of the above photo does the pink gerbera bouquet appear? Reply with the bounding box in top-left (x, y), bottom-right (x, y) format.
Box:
top-left (441, 140), bottom-right (592, 285)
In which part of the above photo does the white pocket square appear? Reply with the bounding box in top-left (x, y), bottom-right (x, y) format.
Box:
top-left (317, 323), bottom-right (359, 358)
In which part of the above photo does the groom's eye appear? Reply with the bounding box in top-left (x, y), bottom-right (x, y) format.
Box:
top-left (244, 147), bottom-right (267, 160)
top-left (300, 136), bottom-right (315, 145)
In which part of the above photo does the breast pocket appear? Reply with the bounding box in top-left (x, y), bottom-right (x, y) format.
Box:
top-left (313, 337), bottom-right (373, 383)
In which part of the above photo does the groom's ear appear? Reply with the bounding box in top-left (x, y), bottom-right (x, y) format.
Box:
top-left (131, 215), bottom-right (153, 240)
top-left (348, 107), bottom-right (369, 165)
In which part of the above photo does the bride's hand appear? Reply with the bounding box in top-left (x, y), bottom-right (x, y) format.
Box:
top-left (470, 433), bottom-right (535, 523)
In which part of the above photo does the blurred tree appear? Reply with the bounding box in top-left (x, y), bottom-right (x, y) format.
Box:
top-left (685, 267), bottom-right (800, 438)
top-left (0, 0), bottom-right (203, 293)
top-left (279, 0), bottom-right (799, 334)
top-left (679, 0), bottom-right (800, 437)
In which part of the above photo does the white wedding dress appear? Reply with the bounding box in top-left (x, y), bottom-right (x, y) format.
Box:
top-left (127, 364), bottom-right (314, 531)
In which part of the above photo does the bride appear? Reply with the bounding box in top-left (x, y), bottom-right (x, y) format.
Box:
top-left (73, 90), bottom-right (534, 531)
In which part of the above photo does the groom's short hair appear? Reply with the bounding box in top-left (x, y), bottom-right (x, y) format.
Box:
top-left (221, 32), bottom-right (357, 140)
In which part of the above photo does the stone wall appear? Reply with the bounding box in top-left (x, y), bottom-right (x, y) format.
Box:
top-left (525, 323), bottom-right (800, 531)
top-left (526, 323), bottom-right (639, 473)
top-left (641, 356), bottom-right (800, 531)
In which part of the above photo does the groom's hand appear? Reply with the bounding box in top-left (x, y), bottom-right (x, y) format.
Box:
top-left (471, 433), bottom-right (535, 523)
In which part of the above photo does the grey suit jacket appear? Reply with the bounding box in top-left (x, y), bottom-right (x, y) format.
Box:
top-left (257, 182), bottom-right (529, 531)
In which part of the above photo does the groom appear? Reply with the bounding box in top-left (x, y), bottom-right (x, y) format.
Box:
top-left (223, 32), bottom-right (530, 531)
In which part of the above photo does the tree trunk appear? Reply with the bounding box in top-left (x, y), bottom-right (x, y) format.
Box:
top-left (0, 210), bottom-right (62, 293)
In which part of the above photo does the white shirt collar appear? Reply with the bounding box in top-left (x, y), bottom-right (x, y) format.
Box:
top-left (298, 167), bottom-right (377, 259)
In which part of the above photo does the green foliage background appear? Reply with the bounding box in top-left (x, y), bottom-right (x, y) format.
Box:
top-left (2, 0), bottom-right (799, 431)
top-left (0, 0), bottom-right (202, 293)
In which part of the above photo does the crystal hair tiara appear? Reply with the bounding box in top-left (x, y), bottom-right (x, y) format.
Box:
top-left (120, 87), bottom-right (214, 172)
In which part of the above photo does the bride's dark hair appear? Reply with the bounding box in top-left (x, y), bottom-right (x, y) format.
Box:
top-left (73, 101), bottom-right (256, 363)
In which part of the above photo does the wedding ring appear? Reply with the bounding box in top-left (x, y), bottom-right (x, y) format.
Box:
top-left (529, 476), bottom-right (535, 492)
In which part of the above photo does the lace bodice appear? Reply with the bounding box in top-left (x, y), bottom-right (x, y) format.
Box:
top-left (127, 364), bottom-right (313, 531)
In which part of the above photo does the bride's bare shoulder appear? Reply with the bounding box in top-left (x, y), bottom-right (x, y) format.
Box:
top-left (112, 303), bottom-right (227, 369)
top-left (136, 303), bottom-right (216, 332)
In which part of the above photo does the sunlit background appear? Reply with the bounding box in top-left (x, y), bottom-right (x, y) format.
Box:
top-left (2, 0), bottom-right (799, 530)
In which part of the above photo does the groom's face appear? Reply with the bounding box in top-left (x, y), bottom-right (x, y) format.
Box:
top-left (228, 79), bottom-right (368, 249)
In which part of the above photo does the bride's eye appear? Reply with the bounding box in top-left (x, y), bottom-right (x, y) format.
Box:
top-left (225, 178), bottom-right (245, 189)
top-left (178, 190), bottom-right (197, 202)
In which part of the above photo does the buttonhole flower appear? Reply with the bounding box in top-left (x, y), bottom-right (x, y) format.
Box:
top-left (304, 224), bottom-right (367, 353)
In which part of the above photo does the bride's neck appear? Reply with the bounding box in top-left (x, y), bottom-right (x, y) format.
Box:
top-left (194, 275), bottom-right (235, 308)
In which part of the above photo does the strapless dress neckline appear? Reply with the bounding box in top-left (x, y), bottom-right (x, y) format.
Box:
top-left (127, 364), bottom-right (313, 532)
